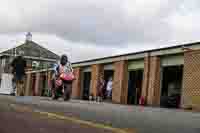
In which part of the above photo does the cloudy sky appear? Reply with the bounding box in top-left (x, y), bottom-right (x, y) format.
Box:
top-left (0, 0), bottom-right (200, 62)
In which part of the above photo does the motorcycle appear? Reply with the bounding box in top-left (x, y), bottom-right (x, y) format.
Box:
top-left (52, 72), bottom-right (75, 101)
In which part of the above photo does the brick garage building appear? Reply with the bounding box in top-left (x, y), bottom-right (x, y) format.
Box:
top-left (71, 42), bottom-right (200, 109)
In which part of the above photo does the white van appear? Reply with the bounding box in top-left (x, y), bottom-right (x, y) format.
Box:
top-left (0, 73), bottom-right (14, 95)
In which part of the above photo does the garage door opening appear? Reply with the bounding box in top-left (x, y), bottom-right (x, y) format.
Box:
top-left (127, 69), bottom-right (143, 105)
top-left (160, 65), bottom-right (183, 108)
top-left (103, 70), bottom-right (114, 101)
top-left (82, 72), bottom-right (91, 100)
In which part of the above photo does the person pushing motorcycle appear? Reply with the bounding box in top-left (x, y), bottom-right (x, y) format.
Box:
top-left (51, 54), bottom-right (74, 101)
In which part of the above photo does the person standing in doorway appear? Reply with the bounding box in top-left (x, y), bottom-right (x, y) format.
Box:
top-left (11, 54), bottom-right (27, 96)
top-left (106, 77), bottom-right (112, 99)
top-left (96, 74), bottom-right (105, 103)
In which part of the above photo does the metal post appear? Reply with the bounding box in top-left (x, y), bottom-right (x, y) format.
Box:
top-left (14, 46), bottom-right (16, 57)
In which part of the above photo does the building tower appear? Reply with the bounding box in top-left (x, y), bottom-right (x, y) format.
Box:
top-left (26, 32), bottom-right (32, 42)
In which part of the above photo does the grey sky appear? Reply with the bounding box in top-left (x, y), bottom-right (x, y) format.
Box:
top-left (0, 0), bottom-right (200, 62)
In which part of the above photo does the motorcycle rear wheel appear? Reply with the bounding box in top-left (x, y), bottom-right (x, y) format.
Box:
top-left (63, 84), bottom-right (71, 101)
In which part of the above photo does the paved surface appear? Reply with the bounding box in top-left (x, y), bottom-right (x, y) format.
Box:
top-left (0, 95), bottom-right (200, 133)
top-left (0, 102), bottom-right (113, 133)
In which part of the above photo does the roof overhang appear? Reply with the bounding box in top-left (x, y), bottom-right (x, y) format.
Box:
top-left (0, 54), bottom-right (58, 62)
top-left (72, 42), bottom-right (200, 67)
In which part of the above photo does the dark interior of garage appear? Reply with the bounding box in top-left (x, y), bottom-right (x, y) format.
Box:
top-left (82, 72), bottom-right (91, 100)
top-left (160, 65), bottom-right (183, 108)
top-left (127, 69), bottom-right (143, 105)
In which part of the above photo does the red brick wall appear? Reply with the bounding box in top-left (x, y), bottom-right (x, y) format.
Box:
top-left (182, 50), bottom-right (200, 107)
top-left (90, 64), bottom-right (104, 97)
top-left (141, 55), bottom-right (150, 99)
top-left (25, 73), bottom-right (32, 96)
top-left (142, 56), bottom-right (161, 106)
top-left (34, 73), bottom-right (41, 96)
top-left (113, 60), bottom-right (128, 104)
top-left (148, 56), bottom-right (161, 106)
top-left (72, 67), bottom-right (82, 99)
top-left (47, 71), bottom-right (51, 91)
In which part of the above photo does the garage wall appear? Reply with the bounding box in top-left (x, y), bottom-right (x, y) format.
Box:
top-left (161, 54), bottom-right (184, 66)
top-left (104, 64), bottom-right (113, 70)
top-left (182, 50), bottom-right (200, 108)
top-left (82, 66), bottom-right (91, 72)
top-left (128, 60), bottom-right (144, 70)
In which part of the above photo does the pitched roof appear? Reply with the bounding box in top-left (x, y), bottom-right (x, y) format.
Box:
top-left (72, 41), bottom-right (200, 65)
top-left (0, 41), bottom-right (59, 60)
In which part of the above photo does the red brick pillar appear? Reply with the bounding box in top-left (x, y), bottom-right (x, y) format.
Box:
top-left (47, 71), bottom-right (52, 89)
top-left (142, 56), bottom-right (161, 106)
top-left (141, 55), bottom-right (150, 100)
top-left (182, 50), bottom-right (200, 109)
top-left (148, 56), bottom-right (161, 106)
top-left (90, 64), bottom-right (104, 98)
top-left (25, 73), bottom-right (32, 96)
top-left (34, 72), bottom-right (41, 96)
top-left (72, 67), bottom-right (82, 99)
top-left (39, 73), bottom-right (45, 96)
top-left (113, 60), bottom-right (128, 104)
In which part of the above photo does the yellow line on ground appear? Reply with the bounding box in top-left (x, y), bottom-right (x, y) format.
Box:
top-left (9, 104), bottom-right (136, 133)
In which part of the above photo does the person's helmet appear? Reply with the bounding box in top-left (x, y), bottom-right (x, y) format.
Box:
top-left (61, 54), bottom-right (68, 59)
top-left (60, 54), bottom-right (68, 65)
